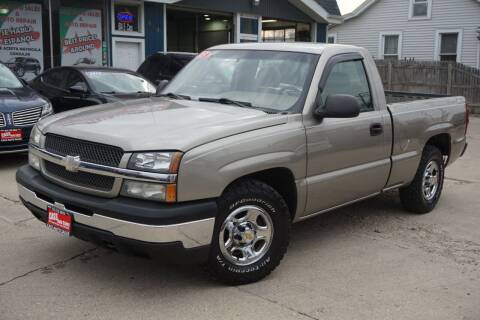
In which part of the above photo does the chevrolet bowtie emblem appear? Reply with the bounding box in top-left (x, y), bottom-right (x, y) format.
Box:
top-left (64, 155), bottom-right (81, 172)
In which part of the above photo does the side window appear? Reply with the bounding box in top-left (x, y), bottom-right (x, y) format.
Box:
top-left (64, 70), bottom-right (87, 90)
top-left (42, 70), bottom-right (64, 88)
top-left (321, 60), bottom-right (374, 112)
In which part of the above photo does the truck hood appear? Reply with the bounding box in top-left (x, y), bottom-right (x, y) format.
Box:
top-left (38, 97), bottom-right (288, 152)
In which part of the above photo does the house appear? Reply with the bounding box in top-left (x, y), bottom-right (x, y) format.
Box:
top-left (328, 0), bottom-right (480, 68)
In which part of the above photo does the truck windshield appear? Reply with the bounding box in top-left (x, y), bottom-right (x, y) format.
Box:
top-left (164, 50), bottom-right (319, 113)
top-left (0, 64), bottom-right (23, 89)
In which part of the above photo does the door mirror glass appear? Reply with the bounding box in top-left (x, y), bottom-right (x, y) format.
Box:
top-left (156, 79), bottom-right (169, 95)
top-left (69, 84), bottom-right (88, 94)
top-left (314, 94), bottom-right (361, 119)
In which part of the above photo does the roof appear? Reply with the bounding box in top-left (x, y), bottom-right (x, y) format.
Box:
top-left (211, 42), bottom-right (359, 54)
top-left (314, 0), bottom-right (341, 15)
top-left (343, 0), bottom-right (480, 20)
top-left (155, 0), bottom-right (342, 24)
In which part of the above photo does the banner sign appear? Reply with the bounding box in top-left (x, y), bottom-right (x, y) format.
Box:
top-left (59, 7), bottom-right (102, 66)
top-left (0, 2), bottom-right (43, 80)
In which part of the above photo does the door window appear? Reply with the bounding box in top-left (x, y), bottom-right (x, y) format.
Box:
top-left (42, 69), bottom-right (65, 88)
top-left (321, 60), bottom-right (374, 112)
top-left (64, 70), bottom-right (88, 91)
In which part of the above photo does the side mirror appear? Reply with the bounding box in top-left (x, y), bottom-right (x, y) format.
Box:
top-left (69, 84), bottom-right (88, 94)
top-left (156, 79), bottom-right (169, 95)
top-left (314, 94), bottom-right (361, 119)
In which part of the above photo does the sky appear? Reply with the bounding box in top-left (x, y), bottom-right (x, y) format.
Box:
top-left (337, 0), bottom-right (367, 14)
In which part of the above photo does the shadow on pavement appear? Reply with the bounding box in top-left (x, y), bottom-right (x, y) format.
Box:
top-left (0, 153), bottom-right (28, 170)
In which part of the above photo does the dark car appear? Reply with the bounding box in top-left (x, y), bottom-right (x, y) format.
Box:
top-left (5, 57), bottom-right (42, 77)
top-left (29, 66), bottom-right (157, 113)
top-left (0, 63), bottom-right (52, 154)
top-left (137, 52), bottom-right (196, 84)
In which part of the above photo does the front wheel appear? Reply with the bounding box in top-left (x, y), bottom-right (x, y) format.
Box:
top-left (400, 145), bottom-right (445, 214)
top-left (207, 179), bottom-right (290, 285)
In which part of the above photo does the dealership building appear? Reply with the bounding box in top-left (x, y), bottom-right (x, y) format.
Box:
top-left (0, 0), bottom-right (341, 78)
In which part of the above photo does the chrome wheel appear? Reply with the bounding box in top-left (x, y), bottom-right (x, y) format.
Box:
top-left (422, 161), bottom-right (440, 201)
top-left (219, 205), bottom-right (274, 266)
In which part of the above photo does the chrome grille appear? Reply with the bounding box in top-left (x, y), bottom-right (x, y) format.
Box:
top-left (12, 107), bottom-right (42, 126)
top-left (44, 162), bottom-right (115, 191)
top-left (0, 113), bottom-right (5, 128)
top-left (44, 134), bottom-right (124, 167)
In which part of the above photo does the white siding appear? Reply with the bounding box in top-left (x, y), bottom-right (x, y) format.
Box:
top-left (329, 0), bottom-right (480, 68)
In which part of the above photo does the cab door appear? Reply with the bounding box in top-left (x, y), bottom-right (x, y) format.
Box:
top-left (303, 54), bottom-right (392, 217)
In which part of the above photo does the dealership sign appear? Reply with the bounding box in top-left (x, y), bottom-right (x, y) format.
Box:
top-left (0, 2), bottom-right (44, 80)
top-left (60, 7), bottom-right (102, 66)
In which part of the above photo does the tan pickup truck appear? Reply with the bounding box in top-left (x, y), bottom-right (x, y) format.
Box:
top-left (17, 43), bottom-right (469, 285)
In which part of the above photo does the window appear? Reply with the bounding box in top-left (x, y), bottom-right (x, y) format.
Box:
top-left (379, 32), bottom-right (402, 60)
top-left (64, 70), bottom-right (88, 91)
top-left (42, 69), bottom-right (65, 88)
top-left (435, 30), bottom-right (462, 62)
top-left (327, 33), bottom-right (337, 44)
top-left (409, 0), bottom-right (432, 19)
top-left (111, 1), bottom-right (144, 36)
top-left (321, 60), bottom-right (373, 112)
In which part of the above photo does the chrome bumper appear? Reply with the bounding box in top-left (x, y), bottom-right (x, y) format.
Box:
top-left (18, 184), bottom-right (215, 249)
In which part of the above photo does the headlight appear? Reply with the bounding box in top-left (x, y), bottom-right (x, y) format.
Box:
top-left (128, 152), bottom-right (182, 173)
top-left (121, 180), bottom-right (177, 202)
top-left (29, 125), bottom-right (43, 147)
top-left (40, 101), bottom-right (53, 117)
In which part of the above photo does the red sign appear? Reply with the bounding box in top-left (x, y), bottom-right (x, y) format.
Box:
top-left (0, 129), bottom-right (23, 142)
top-left (47, 207), bottom-right (72, 235)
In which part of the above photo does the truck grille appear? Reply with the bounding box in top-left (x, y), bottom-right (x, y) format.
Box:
top-left (12, 107), bottom-right (43, 126)
top-left (0, 113), bottom-right (5, 127)
top-left (44, 134), bottom-right (124, 167)
top-left (44, 162), bottom-right (115, 191)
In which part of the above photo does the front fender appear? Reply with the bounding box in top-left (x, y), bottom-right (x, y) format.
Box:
top-left (176, 121), bottom-right (307, 203)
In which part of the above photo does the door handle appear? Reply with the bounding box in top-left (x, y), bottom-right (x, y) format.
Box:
top-left (370, 123), bottom-right (383, 136)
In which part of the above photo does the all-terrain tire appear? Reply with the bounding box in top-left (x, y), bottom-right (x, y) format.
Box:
top-left (400, 145), bottom-right (445, 214)
top-left (207, 179), bottom-right (290, 285)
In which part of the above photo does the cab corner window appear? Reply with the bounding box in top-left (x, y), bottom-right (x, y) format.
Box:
top-left (321, 60), bottom-right (374, 113)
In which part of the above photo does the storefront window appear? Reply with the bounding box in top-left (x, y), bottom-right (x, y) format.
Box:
top-left (0, 2), bottom-right (44, 80)
top-left (114, 4), bottom-right (139, 33)
top-left (59, 7), bottom-right (103, 66)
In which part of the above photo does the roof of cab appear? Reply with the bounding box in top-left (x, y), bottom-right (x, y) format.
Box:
top-left (209, 42), bottom-right (360, 55)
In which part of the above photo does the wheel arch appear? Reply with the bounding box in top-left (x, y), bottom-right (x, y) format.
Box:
top-left (222, 167), bottom-right (298, 221)
top-left (425, 133), bottom-right (451, 163)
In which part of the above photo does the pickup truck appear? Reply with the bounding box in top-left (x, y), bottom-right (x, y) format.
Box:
top-left (16, 43), bottom-right (469, 285)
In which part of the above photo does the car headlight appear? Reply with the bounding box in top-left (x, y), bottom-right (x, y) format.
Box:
top-left (40, 101), bottom-right (53, 117)
top-left (121, 180), bottom-right (177, 202)
top-left (128, 152), bottom-right (182, 173)
top-left (29, 125), bottom-right (43, 147)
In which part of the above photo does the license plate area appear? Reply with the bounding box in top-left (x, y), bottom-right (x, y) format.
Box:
top-left (0, 129), bottom-right (23, 142)
top-left (47, 206), bottom-right (72, 236)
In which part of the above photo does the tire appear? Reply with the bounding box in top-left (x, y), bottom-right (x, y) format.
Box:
top-left (207, 179), bottom-right (290, 285)
top-left (400, 145), bottom-right (445, 214)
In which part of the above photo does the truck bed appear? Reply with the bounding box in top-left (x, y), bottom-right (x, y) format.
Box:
top-left (385, 96), bottom-right (467, 188)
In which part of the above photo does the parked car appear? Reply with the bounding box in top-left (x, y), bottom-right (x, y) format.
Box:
top-left (17, 44), bottom-right (468, 285)
top-left (5, 57), bottom-right (42, 77)
top-left (137, 52), bottom-right (196, 84)
top-left (0, 63), bottom-right (52, 154)
top-left (29, 66), bottom-right (157, 113)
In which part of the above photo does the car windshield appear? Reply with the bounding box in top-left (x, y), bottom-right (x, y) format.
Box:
top-left (84, 71), bottom-right (156, 94)
top-left (0, 64), bottom-right (23, 89)
top-left (164, 50), bottom-right (319, 112)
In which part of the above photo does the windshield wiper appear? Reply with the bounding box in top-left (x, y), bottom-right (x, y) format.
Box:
top-left (198, 97), bottom-right (253, 108)
top-left (101, 91), bottom-right (117, 94)
top-left (198, 97), bottom-right (280, 114)
top-left (157, 92), bottom-right (191, 100)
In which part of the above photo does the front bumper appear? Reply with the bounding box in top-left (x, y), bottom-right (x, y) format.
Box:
top-left (17, 165), bottom-right (217, 263)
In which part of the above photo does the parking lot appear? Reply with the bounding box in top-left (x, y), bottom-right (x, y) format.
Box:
top-left (0, 118), bottom-right (478, 320)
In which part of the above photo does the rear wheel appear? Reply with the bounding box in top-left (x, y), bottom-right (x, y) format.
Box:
top-left (400, 145), bottom-right (445, 214)
top-left (207, 179), bottom-right (290, 285)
